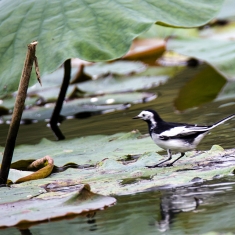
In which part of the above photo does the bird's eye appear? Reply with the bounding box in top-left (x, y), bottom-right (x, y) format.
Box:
top-left (142, 114), bottom-right (145, 117)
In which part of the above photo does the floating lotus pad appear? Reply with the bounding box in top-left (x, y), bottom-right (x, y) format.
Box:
top-left (0, 184), bottom-right (116, 228)
top-left (0, 132), bottom-right (234, 196)
top-left (1, 92), bottom-right (156, 122)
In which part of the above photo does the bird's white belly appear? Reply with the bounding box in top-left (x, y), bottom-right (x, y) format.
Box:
top-left (151, 133), bottom-right (207, 152)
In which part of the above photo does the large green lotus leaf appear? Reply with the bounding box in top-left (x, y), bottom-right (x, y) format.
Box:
top-left (217, 0), bottom-right (235, 20)
top-left (0, 132), bottom-right (234, 213)
top-left (167, 37), bottom-right (235, 80)
top-left (1, 92), bottom-right (156, 122)
top-left (1, 132), bottom-right (234, 197)
top-left (0, 0), bottom-right (224, 96)
top-left (140, 24), bottom-right (199, 39)
top-left (0, 184), bottom-right (116, 228)
top-left (0, 131), bottom-right (162, 166)
top-left (9, 145), bottom-right (235, 196)
top-left (1, 131), bottom-right (234, 201)
top-left (141, 0), bottom-right (235, 39)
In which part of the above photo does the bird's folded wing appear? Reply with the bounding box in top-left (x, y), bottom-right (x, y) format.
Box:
top-left (160, 125), bottom-right (210, 138)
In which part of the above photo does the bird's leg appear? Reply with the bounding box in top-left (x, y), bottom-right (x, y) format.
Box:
top-left (147, 149), bottom-right (172, 168)
top-left (166, 152), bottom-right (185, 166)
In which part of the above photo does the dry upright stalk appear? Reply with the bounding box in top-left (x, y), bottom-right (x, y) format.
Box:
top-left (0, 41), bottom-right (39, 185)
top-left (49, 59), bottom-right (71, 140)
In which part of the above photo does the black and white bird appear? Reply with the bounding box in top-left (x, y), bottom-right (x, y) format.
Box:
top-left (133, 109), bottom-right (235, 167)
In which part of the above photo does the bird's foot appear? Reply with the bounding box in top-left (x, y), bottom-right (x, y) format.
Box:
top-left (146, 164), bottom-right (164, 168)
top-left (146, 162), bottom-right (174, 168)
top-left (146, 162), bottom-right (165, 168)
top-left (165, 163), bottom-right (174, 167)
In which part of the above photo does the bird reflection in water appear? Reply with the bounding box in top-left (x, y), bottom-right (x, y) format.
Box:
top-left (155, 189), bottom-right (203, 232)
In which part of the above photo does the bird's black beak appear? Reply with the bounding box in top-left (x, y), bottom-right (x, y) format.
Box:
top-left (133, 115), bottom-right (141, 119)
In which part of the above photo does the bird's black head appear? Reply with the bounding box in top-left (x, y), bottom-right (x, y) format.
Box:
top-left (133, 109), bottom-right (162, 122)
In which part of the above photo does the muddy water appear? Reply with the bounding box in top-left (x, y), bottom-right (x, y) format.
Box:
top-left (1, 63), bottom-right (235, 234)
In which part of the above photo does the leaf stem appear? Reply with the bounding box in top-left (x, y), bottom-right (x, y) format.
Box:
top-left (49, 59), bottom-right (71, 140)
top-left (0, 42), bottom-right (38, 185)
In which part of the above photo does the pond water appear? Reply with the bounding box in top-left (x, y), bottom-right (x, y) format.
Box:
top-left (1, 63), bottom-right (235, 234)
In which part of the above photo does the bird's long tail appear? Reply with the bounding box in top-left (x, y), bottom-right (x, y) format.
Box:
top-left (209, 113), bottom-right (235, 130)
top-left (188, 114), bottom-right (235, 132)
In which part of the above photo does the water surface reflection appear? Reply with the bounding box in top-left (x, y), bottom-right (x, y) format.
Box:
top-left (2, 177), bottom-right (235, 234)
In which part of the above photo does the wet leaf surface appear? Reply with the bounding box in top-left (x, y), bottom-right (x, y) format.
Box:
top-left (0, 186), bottom-right (46, 204)
top-left (0, 184), bottom-right (116, 228)
top-left (0, 131), bottom-right (234, 200)
top-left (0, 131), bottom-right (161, 166)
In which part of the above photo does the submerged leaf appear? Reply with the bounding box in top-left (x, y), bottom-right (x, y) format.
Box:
top-left (174, 64), bottom-right (226, 111)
